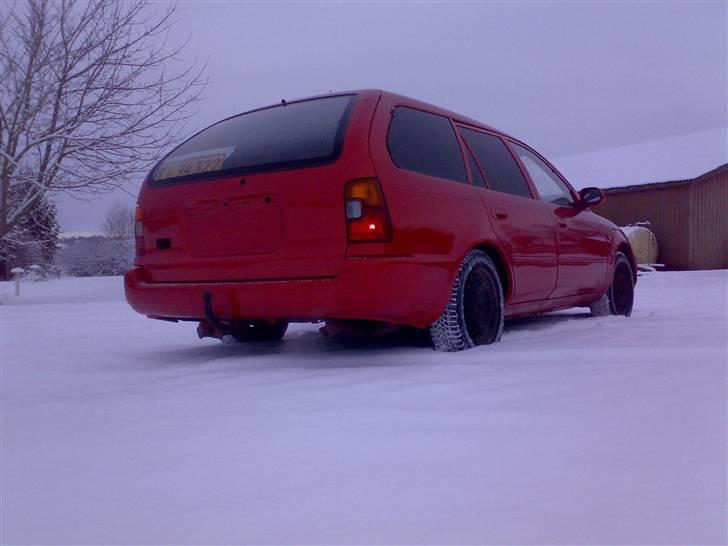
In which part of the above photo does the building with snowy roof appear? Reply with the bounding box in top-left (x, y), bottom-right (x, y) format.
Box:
top-left (553, 128), bottom-right (728, 270)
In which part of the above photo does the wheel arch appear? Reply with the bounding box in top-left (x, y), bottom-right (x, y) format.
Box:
top-left (616, 241), bottom-right (638, 283)
top-left (433, 241), bottom-right (512, 327)
top-left (470, 242), bottom-right (512, 301)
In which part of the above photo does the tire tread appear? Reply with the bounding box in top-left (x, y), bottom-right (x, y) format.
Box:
top-left (429, 249), bottom-right (504, 352)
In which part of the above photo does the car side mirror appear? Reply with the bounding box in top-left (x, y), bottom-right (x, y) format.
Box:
top-left (579, 187), bottom-right (605, 208)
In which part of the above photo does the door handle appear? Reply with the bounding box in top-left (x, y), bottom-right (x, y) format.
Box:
top-left (558, 221), bottom-right (568, 229)
top-left (494, 209), bottom-right (509, 220)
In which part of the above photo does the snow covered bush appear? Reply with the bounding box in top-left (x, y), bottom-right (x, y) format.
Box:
top-left (20, 263), bottom-right (62, 281)
top-left (55, 236), bottom-right (134, 277)
top-left (0, 195), bottom-right (60, 280)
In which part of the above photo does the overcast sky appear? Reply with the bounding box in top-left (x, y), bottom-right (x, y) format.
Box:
top-left (56, 0), bottom-right (727, 234)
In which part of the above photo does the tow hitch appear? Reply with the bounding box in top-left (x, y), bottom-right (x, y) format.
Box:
top-left (197, 292), bottom-right (288, 344)
top-left (197, 291), bottom-right (237, 341)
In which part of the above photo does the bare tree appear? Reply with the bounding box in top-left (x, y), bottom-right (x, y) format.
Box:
top-left (102, 200), bottom-right (134, 239)
top-left (0, 0), bottom-right (206, 247)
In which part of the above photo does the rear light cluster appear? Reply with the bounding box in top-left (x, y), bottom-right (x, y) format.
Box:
top-left (344, 178), bottom-right (392, 243)
top-left (134, 206), bottom-right (145, 257)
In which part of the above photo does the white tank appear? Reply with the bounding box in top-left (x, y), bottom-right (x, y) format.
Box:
top-left (620, 224), bottom-right (659, 265)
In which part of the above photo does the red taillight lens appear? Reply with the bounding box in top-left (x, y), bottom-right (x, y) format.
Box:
top-left (345, 178), bottom-right (391, 243)
top-left (348, 209), bottom-right (390, 241)
top-left (134, 206), bottom-right (145, 257)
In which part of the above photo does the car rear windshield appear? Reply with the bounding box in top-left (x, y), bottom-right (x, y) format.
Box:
top-left (149, 94), bottom-right (356, 185)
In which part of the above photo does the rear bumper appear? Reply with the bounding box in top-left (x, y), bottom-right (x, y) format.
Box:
top-left (124, 257), bottom-right (451, 328)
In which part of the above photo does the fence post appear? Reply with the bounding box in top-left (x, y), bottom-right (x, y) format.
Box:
top-left (10, 267), bottom-right (25, 297)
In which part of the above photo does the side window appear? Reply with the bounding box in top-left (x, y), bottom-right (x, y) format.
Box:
top-left (387, 107), bottom-right (466, 183)
top-left (511, 143), bottom-right (574, 206)
top-left (459, 128), bottom-right (532, 198)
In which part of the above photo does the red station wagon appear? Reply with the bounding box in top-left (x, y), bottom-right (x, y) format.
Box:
top-left (125, 90), bottom-right (636, 351)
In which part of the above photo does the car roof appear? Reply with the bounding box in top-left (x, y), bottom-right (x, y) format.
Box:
top-left (280, 89), bottom-right (516, 141)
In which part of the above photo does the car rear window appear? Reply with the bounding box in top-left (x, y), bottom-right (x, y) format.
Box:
top-left (149, 95), bottom-right (355, 185)
top-left (387, 107), bottom-right (466, 183)
top-left (459, 128), bottom-right (533, 199)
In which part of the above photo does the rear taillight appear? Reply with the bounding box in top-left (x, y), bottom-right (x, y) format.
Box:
top-left (344, 178), bottom-right (392, 243)
top-left (134, 206), bottom-right (145, 257)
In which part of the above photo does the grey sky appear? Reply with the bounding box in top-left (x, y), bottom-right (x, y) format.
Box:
top-left (56, 0), bottom-right (727, 234)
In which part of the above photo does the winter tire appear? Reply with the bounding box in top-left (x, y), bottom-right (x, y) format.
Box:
top-left (589, 252), bottom-right (634, 317)
top-left (429, 249), bottom-right (505, 352)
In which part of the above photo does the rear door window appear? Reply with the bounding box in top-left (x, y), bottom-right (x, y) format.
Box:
top-left (459, 128), bottom-right (532, 198)
top-left (387, 107), bottom-right (466, 183)
top-left (510, 143), bottom-right (575, 206)
top-left (150, 94), bottom-right (355, 185)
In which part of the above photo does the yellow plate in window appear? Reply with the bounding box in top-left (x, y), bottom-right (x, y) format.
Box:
top-left (155, 153), bottom-right (226, 180)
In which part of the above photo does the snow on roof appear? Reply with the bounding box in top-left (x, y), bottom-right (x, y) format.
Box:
top-left (552, 127), bottom-right (728, 190)
top-left (600, 162), bottom-right (728, 193)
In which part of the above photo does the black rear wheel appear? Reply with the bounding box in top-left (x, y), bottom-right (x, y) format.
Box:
top-left (590, 252), bottom-right (634, 317)
top-left (430, 250), bottom-right (504, 352)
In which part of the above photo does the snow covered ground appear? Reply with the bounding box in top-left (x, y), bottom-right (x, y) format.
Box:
top-left (1, 272), bottom-right (726, 544)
